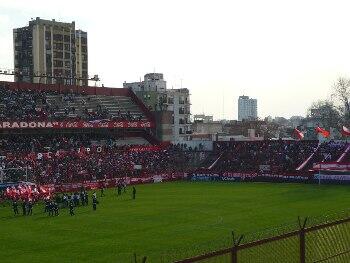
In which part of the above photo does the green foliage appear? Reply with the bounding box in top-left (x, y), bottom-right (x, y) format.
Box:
top-left (307, 99), bottom-right (341, 129)
top-left (332, 77), bottom-right (350, 123)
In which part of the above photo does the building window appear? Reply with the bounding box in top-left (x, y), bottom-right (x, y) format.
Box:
top-left (45, 31), bottom-right (51, 40)
top-left (45, 43), bottom-right (52, 50)
top-left (53, 51), bottom-right (63, 59)
top-left (53, 34), bottom-right (63, 41)
top-left (46, 54), bottom-right (52, 62)
top-left (64, 35), bottom-right (70, 42)
top-left (53, 60), bottom-right (63, 67)
top-left (53, 43), bottom-right (63, 50)
top-left (53, 69), bottom-right (63, 75)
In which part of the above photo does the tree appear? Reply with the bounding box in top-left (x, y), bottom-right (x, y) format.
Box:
top-left (332, 77), bottom-right (350, 122)
top-left (306, 100), bottom-right (341, 129)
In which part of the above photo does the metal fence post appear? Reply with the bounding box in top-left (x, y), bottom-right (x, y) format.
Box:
top-left (298, 217), bottom-right (308, 263)
top-left (231, 231), bottom-right (244, 263)
top-left (231, 246), bottom-right (238, 263)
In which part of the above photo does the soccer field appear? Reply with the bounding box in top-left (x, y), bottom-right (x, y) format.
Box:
top-left (1, 181), bottom-right (350, 263)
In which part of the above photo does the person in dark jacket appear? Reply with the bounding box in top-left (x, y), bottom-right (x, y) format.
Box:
top-left (132, 187), bottom-right (136, 200)
top-left (22, 201), bottom-right (26, 216)
top-left (12, 200), bottom-right (19, 215)
top-left (92, 193), bottom-right (98, 211)
top-left (69, 201), bottom-right (75, 216)
top-left (27, 201), bottom-right (33, 216)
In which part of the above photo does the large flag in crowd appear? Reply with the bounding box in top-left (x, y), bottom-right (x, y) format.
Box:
top-left (342, 126), bottom-right (350, 136)
top-left (293, 125), bottom-right (350, 140)
top-left (4, 184), bottom-right (54, 201)
top-left (315, 126), bottom-right (330, 138)
top-left (293, 128), bottom-right (304, 140)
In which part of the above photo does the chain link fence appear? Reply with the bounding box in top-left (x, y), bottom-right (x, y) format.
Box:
top-left (168, 210), bottom-right (350, 263)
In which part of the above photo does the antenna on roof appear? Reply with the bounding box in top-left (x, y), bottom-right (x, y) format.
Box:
top-left (222, 88), bottom-right (225, 120)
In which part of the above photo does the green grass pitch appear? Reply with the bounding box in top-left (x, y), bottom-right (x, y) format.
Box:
top-left (1, 181), bottom-right (350, 262)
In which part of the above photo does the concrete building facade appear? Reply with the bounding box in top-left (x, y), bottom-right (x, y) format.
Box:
top-left (165, 88), bottom-right (191, 142)
top-left (124, 73), bottom-right (191, 142)
top-left (13, 17), bottom-right (88, 86)
top-left (193, 114), bottom-right (214, 123)
top-left (238, 95), bottom-right (257, 121)
top-left (124, 73), bottom-right (166, 93)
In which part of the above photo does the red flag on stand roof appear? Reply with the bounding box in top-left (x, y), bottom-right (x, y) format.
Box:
top-left (315, 126), bottom-right (330, 138)
top-left (293, 128), bottom-right (304, 140)
top-left (341, 126), bottom-right (350, 136)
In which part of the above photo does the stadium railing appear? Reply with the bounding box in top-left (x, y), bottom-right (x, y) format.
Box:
top-left (155, 210), bottom-right (350, 263)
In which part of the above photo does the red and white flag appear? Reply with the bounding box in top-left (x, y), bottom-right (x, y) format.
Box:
top-left (5, 187), bottom-right (12, 198)
top-left (341, 126), bottom-right (350, 136)
top-left (315, 126), bottom-right (330, 138)
top-left (293, 128), bottom-right (304, 140)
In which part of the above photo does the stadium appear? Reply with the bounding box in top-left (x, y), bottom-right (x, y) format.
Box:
top-left (0, 79), bottom-right (349, 263)
top-left (2, 4), bottom-right (350, 263)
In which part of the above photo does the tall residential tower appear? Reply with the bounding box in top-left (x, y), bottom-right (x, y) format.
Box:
top-left (238, 95), bottom-right (257, 121)
top-left (13, 17), bottom-right (88, 85)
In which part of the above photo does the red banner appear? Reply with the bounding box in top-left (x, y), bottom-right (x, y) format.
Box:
top-left (52, 173), bottom-right (187, 192)
top-left (128, 145), bottom-right (163, 152)
top-left (312, 162), bottom-right (350, 171)
top-left (0, 120), bottom-right (153, 129)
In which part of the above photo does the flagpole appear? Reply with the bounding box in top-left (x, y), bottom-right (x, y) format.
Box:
top-left (26, 166), bottom-right (28, 182)
top-left (318, 163), bottom-right (321, 186)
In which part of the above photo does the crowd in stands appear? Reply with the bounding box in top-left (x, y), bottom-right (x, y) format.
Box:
top-left (0, 85), bottom-right (142, 122)
top-left (212, 140), bottom-right (344, 174)
top-left (1, 133), bottom-right (349, 185)
top-left (312, 141), bottom-right (348, 163)
top-left (0, 86), bottom-right (51, 120)
top-left (0, 134), bottom-right (195, 184)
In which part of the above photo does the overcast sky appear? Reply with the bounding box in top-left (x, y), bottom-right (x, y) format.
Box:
top-left (1, 0), bottom-right (350, 120)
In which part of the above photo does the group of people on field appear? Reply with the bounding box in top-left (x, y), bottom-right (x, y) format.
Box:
top-left (9, 184), bottom-right (137, 217)
top-left (12, 199), bottom-right (33, 216)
